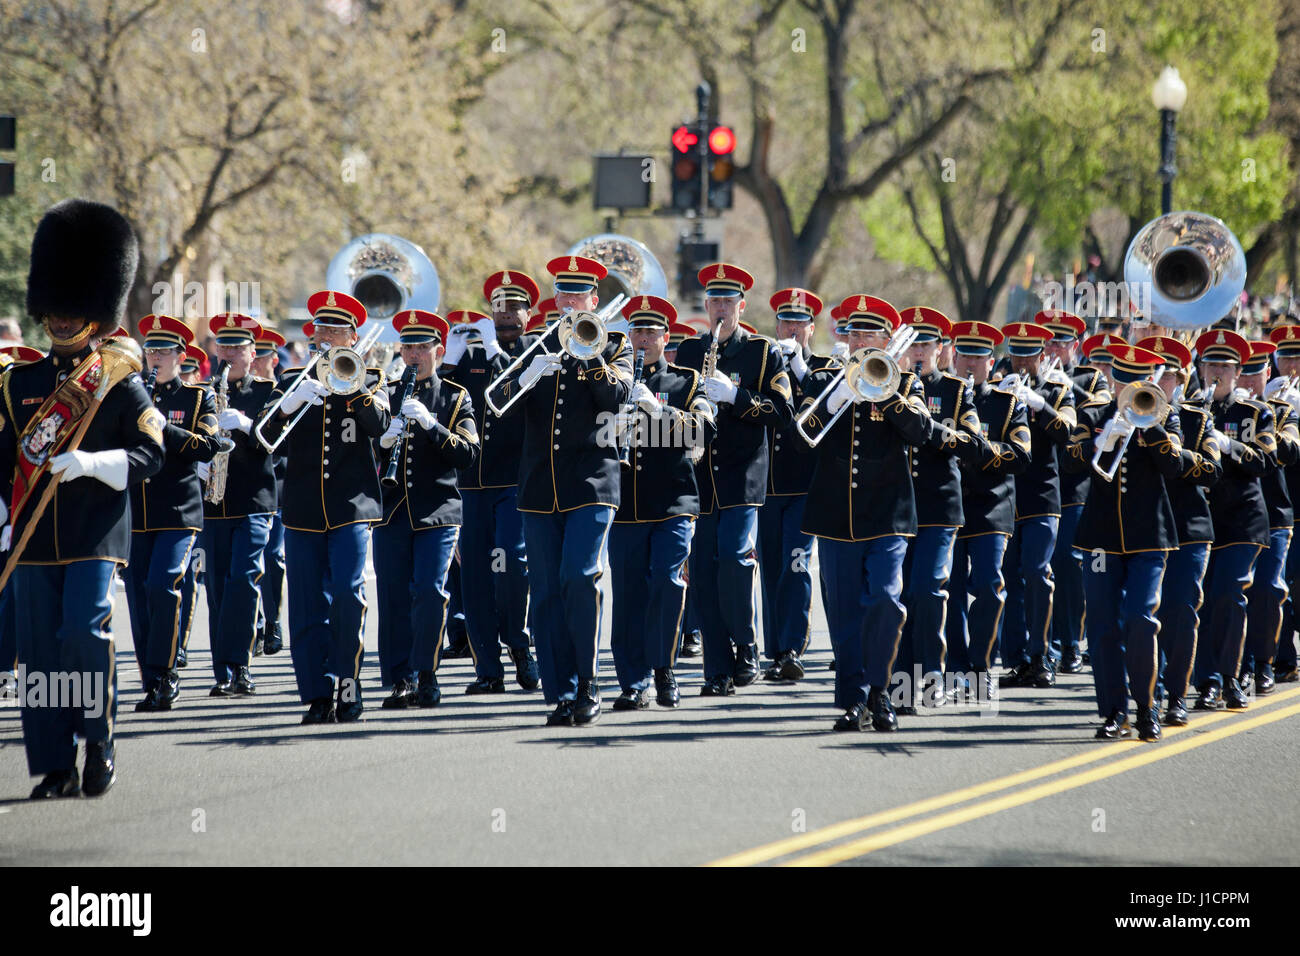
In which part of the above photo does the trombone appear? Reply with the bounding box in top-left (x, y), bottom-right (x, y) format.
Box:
top-left (255, 322), bottom-right (385, 453)
top-left (1091, 370), bottom-right (1170, 481)
top-left (795, 325), bottom-right (918, 447)
top-left (485, 293), bottom-right (628, 417)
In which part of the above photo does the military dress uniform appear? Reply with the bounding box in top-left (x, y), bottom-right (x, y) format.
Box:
top-left (797, 296), bottom-right (934, 732)
top-left (894, 307), bottom-right (986, 709)
top-left (758, 288), bottom-right (833, 681)
top-left (199, 315), bottom-right (278, 697)
top-left (672, 264), bottom-right (793, 695)
top-left (127, 316), bottom-right (223, 711)
top-left (0, 348), bottom-right (42, 691)
top-left (1, 197), bottom-right (165, 797)
top-left (1064, 344), bottom-right (1187, 741)
top-left (442, 286), bottom-right (540, 692)
top-left (1270, 325), bottom-right (1300, 679)
top-left (253, 327), bottom-right (287, 656)
top-left (488, 255), bottom-right (633, 725)
top-left (1135, 336), bottom-right (1221, 727)
top-left (1191, 330), bottom-right (1274, 710)
top-left (607, 297), bottom-right (716, 710)
top-left (942, 324), bottom-right (1031, 695)
top-left (997, 323), bottom-right (1076, 688)
top-left (174, 343), bottom-right (210, 668)
top-left (374, 311), bottom-right (479, 709)
top-left (258, 291), bottom-right (391, 723)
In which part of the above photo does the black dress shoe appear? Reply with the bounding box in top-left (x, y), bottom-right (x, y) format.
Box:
top-left (761, 661), bottom-right (785, 682)
top-left (1195, 683), bottom-right (1224, 710)
top-left (465, 676), bottom-right (506, 695)
top-left (1255, 665), bottom-right (1275, 696)
top-left (263, 623), bottom-right (283, 655)
top-left (777, 651), bottom-right (806, 682)
top-left (833, 703), bottom-right (868, 732)
top-left (679, 630), bottom-right (702, 658)
top-left (733, 644), bottom-right (760, 687)
top-left (1095, 710), bottom-right (1131, 739)
top-left (828, 658), bottom-right (837, 671)
top-left (301, 697), bottom-right (336, 724)
top-left (232, 666), bottom-right (256, 696)
top-left (574, 680), bottom-right (601, 725)
top-left (30, 768), bottom-right (81, 799)
top-left (999, 662), bottom-right (1035, 688)
top-left (1276, 664), bottom-right (1300, 683)
top-left (82, 740), bottom-right (116, 797)
top-left (135, 682), bottom-right (165, 713)
top-left (1081, 651), bottom-right (1091, 665)
top-left (867, 688), bottom-right (898, 732)
top-left (612, 688), bottom-right (649, 711)
top-left (414, 671), bottom-right (440, 708)
top-left (895, 704), bottom-right (918, 717)
top-left (209, 680), bottom-right (234, 697)
top-left (700, 675), bottom-right (736, 697)
top-left (1223, 678), bottom-right (1249, 710)
top-left (163, 670), bottom-right (180, 704)
top-left (382, 678), bottom-right (415, 709)
top-left (653, 667), bottom-right (679, 707)
top-left (1028, 657), bottom-right (1056, 688)
top-left (1059, 654), bottom-right (1084, 674)
top-left (175, 648), bottom-right (188, 668)
top-left (1164, 698), bottom-right (1189, 726)
top-left (509, 647), bottom-right (540, 690)
top-left (336, 699), bottom-right (365, 722)
top-left (546, 700), bottom-right (576, 727)
top-left (1135, 707), bottom-right (1161, 742)
top-left (253, 635), bottom-right (264, 657)
top-left (443, 638), bottom-right (472, 659)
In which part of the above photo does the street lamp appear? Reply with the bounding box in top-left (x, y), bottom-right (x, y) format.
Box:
top-left (1152, 66), bottom-right (1187, 215)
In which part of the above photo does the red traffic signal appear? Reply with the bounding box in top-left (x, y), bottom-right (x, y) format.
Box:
top-left (707, 125), bottom-right (736, 155)
top-left (672, 125), bottom-right (699, 154)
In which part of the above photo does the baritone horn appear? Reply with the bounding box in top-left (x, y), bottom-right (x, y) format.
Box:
top-left (795, 325), bottom-right (918, 447)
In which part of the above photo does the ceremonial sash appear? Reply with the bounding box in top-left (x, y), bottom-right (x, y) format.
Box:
top-left (8, 350), bottom-right (105, 527)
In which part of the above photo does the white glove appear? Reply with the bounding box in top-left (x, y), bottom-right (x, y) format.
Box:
top-left (1017, 386), bottom-right (1047, 412)
top-left (831, 341), bottom-right (849, 360)
top-left (401, 397), bottom-right (436, 431)
top-left (519, 353), bottom-right (563, 391)
top-left (786, 347), bottom-right (809, 382)
top-left (0, 526), bottom-right (10, 552)
top-left (474, 317), bottom-right (503, 361)
top-left (379, 417), bottom-right (405, 449)
top-left (1042, 367), bottom-right (1072, 387)
top-left (49, 449), bottom-right (129, 491)
top-left (1265, 377), bottom-right (1289, 397)
top-left (632, 382), bottom-right (662, 417)
top-left (279, 377), bottom-right (328, 415)
top-left (704, 371), bottom-right (738, 405)
top-left (998, 373), bottom-right (1021, 392)
top-left (827, 378), bottom-right (857, 414)
top-left (443, 328), bottom-right (470, 366)
top-left (1098, 416), bottom-right (1134, 454)
top-left (196, 461), bottom-right (211, 482)
top-left (217, 408), bottom-right (252, 434)
top-left (1233, 387), bottom-right (1250, 401)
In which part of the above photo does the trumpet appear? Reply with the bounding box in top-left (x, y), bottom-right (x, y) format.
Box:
top-left (255, 322), bottom-right (385, 453)
top-left (485, 293), bottom-right (628, 417)
top-left (1091, 370), bottom-right (1170, 481)
top-left (795, 325), bottom-right (918, 447)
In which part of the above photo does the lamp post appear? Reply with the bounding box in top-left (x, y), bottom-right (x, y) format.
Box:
top-left (1152, 66), bottom-right (1188, 215)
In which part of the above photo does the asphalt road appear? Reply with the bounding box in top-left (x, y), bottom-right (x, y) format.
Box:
top-left (2, 565), bottom-right (1298, 867)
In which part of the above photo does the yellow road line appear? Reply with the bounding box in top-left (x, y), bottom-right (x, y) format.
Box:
top-left (784, 698), bottom-right (1300, 866)
top-left (706, 684), bottom-right (1300, 867)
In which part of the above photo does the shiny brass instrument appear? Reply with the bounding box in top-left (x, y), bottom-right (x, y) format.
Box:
top-left (325, 233), bottom-right (441, 342)
top-left (485, 293), bottom-right (629, 416)
top-left (1124, 211), bottom-right (1246, 331)
top-left (204, 366), bottom-right (238, 503)
top-left (795, 325), bottom-right (919, 447)
top-left (1091, 371), bottom-right (1170, 481)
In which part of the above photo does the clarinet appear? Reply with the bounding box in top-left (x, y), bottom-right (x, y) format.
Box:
top-left (144, 367), bottom-right (158, 398)
top-left (619, 349), bottom-right (645, 468)
top-left (382, 365), bottom-right (419, 489)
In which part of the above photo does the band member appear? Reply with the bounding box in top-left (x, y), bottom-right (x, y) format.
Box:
top-left (199, 314), bottom-right (277, 698)
top-left (375, 310), bottom-right (479, 708)
top-left (1269, 324), bottom-right (1300, 680)
top-left (895, 307), bottom-right (985, 711)
top-left (487, 256), bottom-right (632, 725)
top-left (797, 295), bottom-right (933, 731)
top-left (252, 326), bottom-right (287, 656)
top-left (438, 310), bottom-right (478, 661)
top-left (259, 291), bottom-right (391, 724)
top-left (127, 315), bottom-right (223, 711)
top-left (1240, 341), bottom-right (1298, 694)
top-left (996, 322), bottom-right (1076, 689)
top-left (1137, 335), bottom-right (1220, 726)
top-left (1, 198), bottom-right (165, 797)
top-left (1041, 311), bottom-right (1097, 673)
top-left (1192, 329), bottom-right (1274, 710)
top-left (760, 288), bottom-right (832, 682)
top-left (1066, 343), bottom-right (1189, 739)
top-left (943, 323), bottom-right (1031, 699)
top-left (673, 264), bottom-right (793, 695)
top-left (607, 296), bottom-right (715, 709)
top-left (441, 280), bottom-right (540, 693)
top-left (174, 343), bottom-right (209, 668)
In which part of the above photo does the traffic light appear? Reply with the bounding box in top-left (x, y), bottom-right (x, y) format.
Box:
top-left (706, 125), bottom-right (735, 210)
top-left (671, 123), bottom-right (702, 211)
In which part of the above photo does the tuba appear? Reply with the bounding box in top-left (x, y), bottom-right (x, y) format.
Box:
top-left (1124, 211), bottom-right (1246, 330)
top-left (324, 234), bottom-right (441, 343)
top-left (566, 233), bottom-right (669, 302)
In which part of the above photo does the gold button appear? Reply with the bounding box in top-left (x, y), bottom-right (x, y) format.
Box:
top-left (554, 429), bottom-right (561, 435)
top-left (553, 444), bottom-right (559, 450)
top-left (324, 472), bottom-right (330, 478)
top-left (851, 482), bottom-right (858, 488)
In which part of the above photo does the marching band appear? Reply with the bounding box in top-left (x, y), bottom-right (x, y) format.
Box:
top-left (6, 198), bottom-right (1300, 800)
